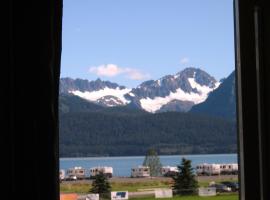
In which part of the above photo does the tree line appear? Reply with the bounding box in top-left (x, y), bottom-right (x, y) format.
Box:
top-left (59, 103), bottom-right (237, 157)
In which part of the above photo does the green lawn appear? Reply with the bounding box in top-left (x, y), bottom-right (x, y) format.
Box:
top-left (60, 179), bottom-right (172, 194)
top-left (60, 177), bottom-right (238, 194)
top-left (130, 194), bottom-right (238, 200)
top-left (60, 181), bottom-right (239, 200)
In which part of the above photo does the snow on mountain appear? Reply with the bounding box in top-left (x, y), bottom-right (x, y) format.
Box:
top-left (70, 87), bottom-right (131, 105)
top-left (60, 68), bottom-right (220, 112)
top-left (140, 88), bottom-right (205, 112)
top-left (129, 68), bottom-right (220, 112)
top-left (60, 78), bottom-right (130, 106)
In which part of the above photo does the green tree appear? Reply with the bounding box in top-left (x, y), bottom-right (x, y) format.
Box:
top-left (172, 158), bottom-right (198, 195)
top-left (143, 148), bottom-right (162, 177)
top-left (90, 173), bottom-right (111, 199)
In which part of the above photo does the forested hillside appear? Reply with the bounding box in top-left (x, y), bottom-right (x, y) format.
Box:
top-left (59, 94), bottom-right (237, 157)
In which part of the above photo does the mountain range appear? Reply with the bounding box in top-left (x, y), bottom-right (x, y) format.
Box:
top-left (59, 67), bottom-right (237, 157)
top-left (60, 67), bottom-right (224, 113)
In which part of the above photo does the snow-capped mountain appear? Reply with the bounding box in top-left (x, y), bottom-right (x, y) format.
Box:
top-left (60, 67), bottom-right (220, 112)
top-left (125, 68), bottom-right (220, 112)
top-left (60, 78), bottom-right (131, 106)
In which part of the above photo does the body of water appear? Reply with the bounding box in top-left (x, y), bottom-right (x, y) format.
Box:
top-left (60, 154), bottom-right (237, 177)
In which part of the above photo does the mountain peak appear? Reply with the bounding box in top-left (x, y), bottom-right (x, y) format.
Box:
top-left (60, 67), bottom-right (222, 112)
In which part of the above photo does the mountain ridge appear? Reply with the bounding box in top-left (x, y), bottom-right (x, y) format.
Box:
top-left (60, 67), bottom-right (220, 112)
top-left (190, 71), bottom-right (236, 119)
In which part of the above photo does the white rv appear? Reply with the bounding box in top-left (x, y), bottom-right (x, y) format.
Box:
top-left (131, 166), bottom-right (150, 178)
top-left (90, 166), bottom-right (113, 178)
top-left (66, 166), bottom-right (86, 180)
top-left (161, 166), bottom-right (179, 176)
top-left (196, 163), bottom-right (207, 175)
top-left (196, 164), bottom-right (221, 176)
top-left (59, 169), bottom-right (65, 181)
top-left (220, 163), bottom-right (238, 174)
top-left (204, 164), bottom-right (221, 175)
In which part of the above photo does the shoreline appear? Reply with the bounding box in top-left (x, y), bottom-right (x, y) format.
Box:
top-left (60, 153), bottom-right (238, 160)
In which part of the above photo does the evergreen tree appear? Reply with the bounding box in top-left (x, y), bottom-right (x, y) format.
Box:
top-left (143, 148), bottom-right (162, 176)
top-left (90, 173), bottom-right (111, 198)
top-left (172, 158), bottom-right (198, 195)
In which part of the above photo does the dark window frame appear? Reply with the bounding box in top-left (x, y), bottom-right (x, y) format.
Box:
top-left (9, 0), bottom-right (270, 200)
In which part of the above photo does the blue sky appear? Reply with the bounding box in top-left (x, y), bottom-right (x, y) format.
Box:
top-left (61, 0), bottom-right (235, 88)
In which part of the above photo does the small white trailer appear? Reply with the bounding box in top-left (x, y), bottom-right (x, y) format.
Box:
top-left (220, 163), bottom-right (238, 175)
top-left (161, 166), bottom-right (179, 177)
top-left (203, 164), bottom-right (221, 175)
top-left (196, 164), bottom-right (221, 176)
top-left (131, 166), bottom-right (150, 178)
top-left (90, 166), bottom-right (113, 178)
top-left (196, 163), bottom-right (238, 176)
top-left (66, 166), bottom-right (86, 180)
top-left (196, 164), bottom-right (207, 175)
top-left (59, 169), bottom-right (65, 181)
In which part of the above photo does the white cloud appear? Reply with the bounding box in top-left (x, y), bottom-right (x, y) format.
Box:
top-left (89, 64), bottom-right (123, 77)
top-left (89, 64), bottom-right (150, 80)
top-left (180, 57), bottom-right (189, 64)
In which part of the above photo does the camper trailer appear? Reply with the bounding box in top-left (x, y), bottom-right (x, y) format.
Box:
top-left (196, 164), bottom-right (221, 176)
top-left (196, 164), bottom-right (207, 175)
top-left (66, 166), bottom-right (86, 180)
top-left (203, 164), bottom-right (221, 175)
top-left (220, 163), bottom-right (238, 175)
top-left (161, 166), bottom-right (179, 177)
top-left (59, 169), bottom-right (65, 181)
top-left (131, 166), bottom-right (150, 178)
top-left (90, 166), bottom-right (113, 178)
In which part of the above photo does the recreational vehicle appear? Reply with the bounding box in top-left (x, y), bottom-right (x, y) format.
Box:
top-left (131, 166), bottom-right (150, 178)
top-left (90, 166), bottom-right (113, 178)
top-left (59, 169), bottom-right (65, 181)
top-left (66, 166), bottom-right (86, 180)
top-left (196, 164), bottom-right (207, 175)
top-left (196, 164), bottom-right (221, 176)
top-left (161, 166), bottom-right (179, 176)
top-left (220, 164), bottom-right (238, 175)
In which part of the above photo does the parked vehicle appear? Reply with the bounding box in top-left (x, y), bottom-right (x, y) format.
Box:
top-left (90, 166), bottom-right (113, 178)
top-left (131, 166), bottom-right (150, 178)
top-left (161, 166), bottom-right (178, 177)
top-left (220, 164), bottom-right (238, 175)
top-left (196, 163), bottom-right (238, 175)
top-left (65, 175), bottom-right (77, 181)
top-left (196, 164), bottom-right (221, 175)
top-left (66, 166), bottom-right (86, 180)
top-left (210, 183), bottom-right (232, 193)
top-left (59, 169), bottom-right (65, 181)
top-left (221, 181), bottom-right (239, 192)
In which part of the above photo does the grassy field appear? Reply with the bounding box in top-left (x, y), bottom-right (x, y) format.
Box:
top-left (60, 179), bottom-right (172, 193)
top-left (60, 176), bottom-right (238, 194)
top-left (130, 194), bottom-right (238, 200)
top-left (60, 179), bottom-right (239, 200)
